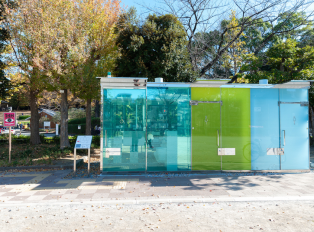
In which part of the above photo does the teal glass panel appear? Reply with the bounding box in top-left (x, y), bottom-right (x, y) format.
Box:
top-left (251, 89), bottom-right (280, 170)
top-left (147, 87), bottom-right (191, 171)
top-left (102, 89), bottom-right (146, 172)
top-left (280, 100), bottom-right (309, 170)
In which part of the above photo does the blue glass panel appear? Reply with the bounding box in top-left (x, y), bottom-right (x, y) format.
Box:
top-left (280, 103), bottom-right (309, 170)
top-left (280, 89), bottom-right (308, 102)
top-left (147, 87), bottom-right (191, 171)
top-left (102, 89), bottom-right (146, 172)
top-left (251, 89), bottom-right (280, 170)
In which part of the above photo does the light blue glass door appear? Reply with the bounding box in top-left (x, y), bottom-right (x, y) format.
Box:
top-left (280, 103), bottom-right (309, 170)
top-left (251, 89), bottom-right (280, 170)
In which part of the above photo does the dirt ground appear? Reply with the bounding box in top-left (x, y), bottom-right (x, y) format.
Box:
top-left (1, 201), bottom-right (314, 232)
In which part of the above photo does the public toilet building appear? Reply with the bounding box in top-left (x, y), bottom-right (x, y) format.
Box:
top-left (99, 77), bottom-right (310, 173)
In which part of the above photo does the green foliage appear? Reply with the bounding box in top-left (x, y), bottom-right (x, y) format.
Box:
top-left (68, 117), bottom-right (100, 125)
top-left (68, 124), bottom-right (86, 135)
top-left (92, 135), bottom-right (100, 147)
top-left (9, 92), bottom-right (29, 110)
top-left (242, 39), bottom-right (314, 82)
top-left (0, 0), bottom-right (15, 100)
top-left (241, 39), bottom-right (314, 103)
top-left (115, 9), bottom-right (196, 82)
top-left (18, 115), bottom-right (30, 120)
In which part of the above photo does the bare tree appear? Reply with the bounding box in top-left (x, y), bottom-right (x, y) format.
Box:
top-left (144, 0), bottom-right (314, 78)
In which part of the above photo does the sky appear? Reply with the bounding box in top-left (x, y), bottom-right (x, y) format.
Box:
top-left (120, 0), bottom-right (314, 20)
top-left (120, 0), bottom-right (165, 16)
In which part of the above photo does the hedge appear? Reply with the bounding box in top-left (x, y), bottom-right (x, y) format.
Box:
top-left (18, 115), bottom-right (30, 120)
top-left (68, 117), bottom-right (100, 125)
top-left (68, 124), bottom-right (86, 135)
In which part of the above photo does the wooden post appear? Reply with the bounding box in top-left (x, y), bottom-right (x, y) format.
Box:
top-left (88, 148), bottom-right (90, 175)
top-left (9, 126), bottom-right (11, 163)
top-left (74, 148), bottom-right (76, 173)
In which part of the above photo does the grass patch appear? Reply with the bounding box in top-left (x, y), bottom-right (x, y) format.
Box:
top-left (0, 135), bottom-right (100, 167)
top-left (0, 144), bottom-right (72, 167)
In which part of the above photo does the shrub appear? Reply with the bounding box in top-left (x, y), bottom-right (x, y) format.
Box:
top-left (92, 135), bottom-right (100, 147)
top-left (68, 117), bottom-right (100, 125)
top-left (68, 124), bottom-right (86, 135)
top-left (18, 115), bottom-right (30, 120)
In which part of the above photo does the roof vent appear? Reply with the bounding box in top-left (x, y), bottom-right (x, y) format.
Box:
top-left (155, 77), bottom-right (163, 82)
top-left (259, 79), bottom-right (268, 84)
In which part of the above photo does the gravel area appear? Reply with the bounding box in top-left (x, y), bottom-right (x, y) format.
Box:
top-left (63, 163), bottom-right (101, 179)
top-left (1, 201), bottom-right (314, 231)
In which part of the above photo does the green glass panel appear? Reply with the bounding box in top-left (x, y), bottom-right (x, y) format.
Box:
top-left (191, 87), bottom-right (221, 170)
top-left (221, 88), bottom-right (251, 170)
top-left (102, 89), bottom-right (146, 172)
top-left (192, 103), bottom-right (221, 170)
top-left (191, 87), bottom-right (221, 101)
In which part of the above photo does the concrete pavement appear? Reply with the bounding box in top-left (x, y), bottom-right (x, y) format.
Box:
top-left (1, 170), bottom-right (314, 231)
top-left (0, 170), bottom-right (314, 204)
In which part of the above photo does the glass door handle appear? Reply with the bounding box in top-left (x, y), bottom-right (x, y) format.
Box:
top-left (105, 130), bottom-right (107, 147)
top-left (217, 130), bottom-right (219, 146)
top-left (283, 130), bottom-right (285, 146)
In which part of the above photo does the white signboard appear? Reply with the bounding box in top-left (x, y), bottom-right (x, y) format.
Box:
top-left (75, 136), bottom-right (92, 149)
top-left (105, 148), bottom-right (121, 158)
top-left (56, 124), bottom-right (59, 136)
top-left (44, 121), bottom-right (51, 127)
top-left (218, 148), bottom-right (236, 156)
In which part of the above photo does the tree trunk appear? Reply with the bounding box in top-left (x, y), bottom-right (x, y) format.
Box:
top-left (94, 100), bottom-right (100, 118)
top-left (85, 98), bottom-right (91, 135)
top-left (60, 89), bottom-right (70, 149)
top-left (30, 90), bottom-right (41, 145)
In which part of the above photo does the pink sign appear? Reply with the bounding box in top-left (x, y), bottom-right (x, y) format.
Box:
top-left (3, 112), bottom-right (16, 127)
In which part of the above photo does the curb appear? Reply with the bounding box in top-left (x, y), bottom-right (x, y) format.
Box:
top-left (1, 196), bottom-right (314, 207)
top-left (0, 159), bottom-right (83, 171)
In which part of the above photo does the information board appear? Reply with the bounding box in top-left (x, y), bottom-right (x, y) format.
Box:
top-left (44, 121), bottom-right (51, 127)
top-left (3, 112), bottom-right (16, 127)
top-left (75, 136), bottom-right (92, 149)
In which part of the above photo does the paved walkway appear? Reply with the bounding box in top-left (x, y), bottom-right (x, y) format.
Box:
top-left (1, 170), bottom-right (314, 205)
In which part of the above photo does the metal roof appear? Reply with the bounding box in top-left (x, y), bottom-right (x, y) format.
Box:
top-left (41, 109), bottom-right (56, 117)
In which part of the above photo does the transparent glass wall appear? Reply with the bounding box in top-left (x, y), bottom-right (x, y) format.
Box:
top-left (251, 89), bottom-right (280, 170)
top-left (221, 88), bottom-right (251, 170)
top-left (147, 87), bottom-right (191, 171)
top-left (102, 89), bottom-right (146, 172)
